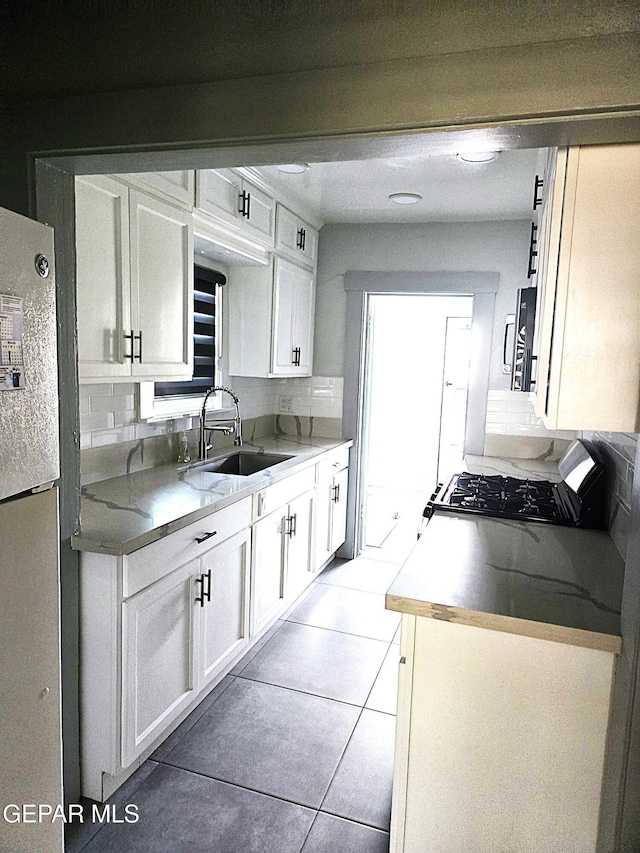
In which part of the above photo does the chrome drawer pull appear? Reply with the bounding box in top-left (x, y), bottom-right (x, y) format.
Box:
top-left (195, 530), bottom-right (217, 544)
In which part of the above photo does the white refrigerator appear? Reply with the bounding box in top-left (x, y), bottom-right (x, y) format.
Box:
top-left (0, 206), bottom-right (64, 853)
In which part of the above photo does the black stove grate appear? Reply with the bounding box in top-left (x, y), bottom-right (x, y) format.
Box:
top-left (437, 473), bottom-right (567, 523)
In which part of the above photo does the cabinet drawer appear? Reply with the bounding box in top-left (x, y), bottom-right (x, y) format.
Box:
top-left (321, 445), bottom-right (350, 474)
top-left (123, 497), bottom-right (251, 598)
top-left (253, 467), bottom-right (315, 521)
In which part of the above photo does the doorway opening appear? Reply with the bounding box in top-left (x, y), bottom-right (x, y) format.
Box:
top-left (361, 294), bottom-right (473, 561)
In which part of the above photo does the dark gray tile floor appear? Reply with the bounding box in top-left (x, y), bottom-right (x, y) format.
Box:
top-left (67, 555), bottom-right (401, 853)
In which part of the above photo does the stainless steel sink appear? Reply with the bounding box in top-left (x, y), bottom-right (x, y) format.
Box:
top-left (190, 452), bottom-right (293, 476)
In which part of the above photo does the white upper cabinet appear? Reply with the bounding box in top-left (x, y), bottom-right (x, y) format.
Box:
top-left (228, 257), bottom-right (315, 377)
top-left (128, 190), bottom-right (193, 379)
top-left (76, 176), bottom-right (132, 380)
top-left (271, 257), bottom-right (315, 375)
top-left (195, 169), bottom-right (242, 228)
top-left (118, 170), bottom-right (195, 209)
top-left (76, 176), bottom-right (194, 383)
top-left (534, 144), bottom-right (640, 432)
top-left (195, 170), bottom-right (275, 247)
top-left (275, 204), bottom-right (318, 268)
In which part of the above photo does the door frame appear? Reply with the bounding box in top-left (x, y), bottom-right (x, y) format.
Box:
top-left (341, 271), bottom-right (497, 557)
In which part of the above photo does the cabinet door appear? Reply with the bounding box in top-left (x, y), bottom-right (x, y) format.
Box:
top-left (271, 257), bottom-right (315, 376)
top-left (535, 144), bottom-right (640, 431)
top-left (285, 489), bottom-right (315, 601)
top-left (199, 529), bottom-right (251, 688)
top-left (275, 204), bottom-right (318, 268)
top-left (291, 263), bottom-right (315, 375)
top-left (123, 171), bottom-right (195, 208)
top-left (129, 190), bottom-right (194, 379)
top-left (75, 176), bottom-right (132, 381)
top-left (195, 169), bottom-right (242, 227)
top-left (314, 463), bottom-right (333, 572)
top-left (251, 508), bottom-right (286, 634)
top-left (121, 560), bottom-right (199, 766)
top-left (240, 180), bottom-right (275, 246)
top-left (329, 467), bottom-right (349, 555)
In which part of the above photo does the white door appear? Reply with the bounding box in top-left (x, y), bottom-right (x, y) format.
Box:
top-left (314, 461), bottom-right (333, 571)
top-left (251, 508), bottom-right (286, 633)
top-left (75, 176), bottom-right (132, 380)
top-left (129, 190), bottom-right (194, 379)
top-left (121, 559), bottom-right (199, 765)
top-left (285, 489), bottom-right (315, 600)
top-left (361, 294), bottom-right (473, 553)
top-left (0, 489), bottom-right (63, 853)
top-left (437, 317), bottom-right (472, 481)
top-left (199, 529), bottom-right (251, 687)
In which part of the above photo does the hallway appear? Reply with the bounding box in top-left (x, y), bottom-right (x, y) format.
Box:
top-left (67, 554), bottom-right (404, 853)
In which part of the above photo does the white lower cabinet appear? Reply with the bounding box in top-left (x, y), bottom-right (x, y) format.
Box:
top-left (251, 486), bottom-right (315, 634)
top-left (252, 508), bottom-right (287, 634)
top-left (121, 560), bottom-right (199, 766)
top-left (284, 489), bottom-right (315, 600)
top-left (391, 614), bottom-right (615, 853)
top-left (199, 529), bottom-right (251, 689)
top-left (79, 446), bottom-right (351, 801)
top-left (121, 528), bottom-right (250, 768)
top-left (314, 447), bottom-right (350, 571)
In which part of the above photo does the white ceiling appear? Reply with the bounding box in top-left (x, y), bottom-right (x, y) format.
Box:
top-left (257, 148), bottom-right (543, 225)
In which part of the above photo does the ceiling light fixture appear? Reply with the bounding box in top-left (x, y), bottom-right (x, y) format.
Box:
top-left (389, 192), bottom-right (422, 205)
top-left (276, 163), bottom-right (310, 174)
top-left (456, 151), bottom-right (500, 163)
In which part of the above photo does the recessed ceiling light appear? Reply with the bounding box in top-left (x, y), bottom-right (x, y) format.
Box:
top-left (456, 151), bottom-right (500, 163)
top-left (389, 192), bottom-right (422, 205)
top-left (276, 163), bottom-right (310, 174)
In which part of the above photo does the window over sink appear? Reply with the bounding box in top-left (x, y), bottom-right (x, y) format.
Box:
top-left (139, 264), bottom-right (225, 420)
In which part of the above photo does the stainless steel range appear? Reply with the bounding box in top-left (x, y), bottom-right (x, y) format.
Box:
top-left (423, 439), bottom-right (607, 529)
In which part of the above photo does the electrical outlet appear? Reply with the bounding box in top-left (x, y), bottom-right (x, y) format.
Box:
top-left (279, 396), bottom-right (294, 413)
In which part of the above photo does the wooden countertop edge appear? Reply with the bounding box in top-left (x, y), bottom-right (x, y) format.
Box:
top-left (385, 594), bottom-right (622, 655)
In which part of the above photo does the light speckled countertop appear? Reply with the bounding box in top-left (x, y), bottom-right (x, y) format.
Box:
top-left (386, 513), bottom-right (623, 653)
top-left (72, 436), bottom-right (352, 556)
top-left (386, 452), bottom-right (623, 653)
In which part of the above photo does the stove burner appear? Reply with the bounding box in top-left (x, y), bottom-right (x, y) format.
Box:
top-left (437, 473), bottom-right (567, 523)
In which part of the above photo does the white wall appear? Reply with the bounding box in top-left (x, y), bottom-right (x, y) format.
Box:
top-left (314, 220), bottom-right (531, 384)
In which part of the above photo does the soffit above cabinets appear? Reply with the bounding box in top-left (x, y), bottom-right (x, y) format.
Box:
top-left (255, 148), bottom-right (544, 225)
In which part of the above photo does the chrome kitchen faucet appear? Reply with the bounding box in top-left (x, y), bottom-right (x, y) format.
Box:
top-left (199, 385), bottom-right (243, 460)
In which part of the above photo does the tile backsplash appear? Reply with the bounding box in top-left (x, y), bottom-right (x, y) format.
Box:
top-left (582, 431), bottom-right (637, 559)
top-left (483, 389), bottom-right (576, 460)
top-left (485, 390), bottom-right (577, 439)
top-left (79, 377), bottom-right (344, 484)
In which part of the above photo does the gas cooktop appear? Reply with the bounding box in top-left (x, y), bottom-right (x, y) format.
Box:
top-left (432, 472), bottom-right (568, 523)
top-left (422, 442), bottom-right (607, 530)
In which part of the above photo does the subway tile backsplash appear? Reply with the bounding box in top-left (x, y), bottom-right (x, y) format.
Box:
top-left (79, 377), bottom-right (344, 482)
top-left (485, 390), bottom-right (578, 439)
top-left (582, 430), bottom-right (637, 559)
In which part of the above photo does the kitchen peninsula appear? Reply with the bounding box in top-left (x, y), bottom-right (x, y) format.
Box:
top-left (386, 512), bottom-right (624, 853)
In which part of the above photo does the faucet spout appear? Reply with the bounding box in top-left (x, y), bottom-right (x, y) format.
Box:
top-left (199, 385), bottom-right (243, 460)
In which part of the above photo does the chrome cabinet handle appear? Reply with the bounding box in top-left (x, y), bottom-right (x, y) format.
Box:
top-left (195, 530), bottom-right (217, 544)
